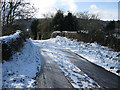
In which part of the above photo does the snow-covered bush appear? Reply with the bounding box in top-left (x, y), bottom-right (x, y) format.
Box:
top-left (0, 30), bottom-right (27, 61)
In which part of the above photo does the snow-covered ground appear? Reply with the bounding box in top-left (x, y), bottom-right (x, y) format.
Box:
top-left (2, 39), bottom-right (41, 88)
top-left (33, 36), bottom-right (120, 77)
top-left (51, 36), bottom-right (120, 76)
top-left (33, 40), bottom-right (100, 88)
top-left (2, 36), bottom-right (120, 88)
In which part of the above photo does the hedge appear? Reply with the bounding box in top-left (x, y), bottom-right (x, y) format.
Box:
top-left (0, 30), bottom-right (27, 61)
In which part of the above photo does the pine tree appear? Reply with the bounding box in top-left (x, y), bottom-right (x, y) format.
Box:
top-left (51, 10), bottom-right (64, 31)
top-left (64, 12), bottom-right (78, 31)
top-left (105, 21), bottom-right (115, 31)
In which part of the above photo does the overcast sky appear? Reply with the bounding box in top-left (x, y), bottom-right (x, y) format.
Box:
top-left (29, 0), bottom-right (119, 21)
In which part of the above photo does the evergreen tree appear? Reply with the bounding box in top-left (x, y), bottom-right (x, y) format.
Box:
top-left (64, 12), bottom-right (78, 31)
top-left (31, 19), bottom-right (39, 40)
top-left (51, 10), bottom-right (64, 31)
top-left (105, 21), bottom-right (115, 31)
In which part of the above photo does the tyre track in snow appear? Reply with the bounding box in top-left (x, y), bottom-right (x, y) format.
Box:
top-left (34, 42), bottom-right (100, 88)
top-left (59, 48), bottom-right (120, 88)
top-left (35, 46), bottom-right (73, 88)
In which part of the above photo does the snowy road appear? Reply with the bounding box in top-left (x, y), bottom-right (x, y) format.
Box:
top-left (59, 48), bottom-right (120, 88)
top-left (2, 35), bottom-right (119, 88)
top-left (34, 41), bottom-right (120, 88)
top-left (35, 48), bottom-right (73, 88)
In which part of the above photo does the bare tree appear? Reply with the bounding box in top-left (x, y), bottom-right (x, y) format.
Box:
top-left (1, 0), bottom-right (37, 27)
top-left (17, 2), bottom-right (37, 19)
top-left (42, 12), bottom-right (55, 19)
top-left (75, 11), bottom-right (103, 31)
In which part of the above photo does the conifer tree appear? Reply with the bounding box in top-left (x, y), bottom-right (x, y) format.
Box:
top-left (105, 21), bottom-right (115, 31)
top-left (64, 12), bottom-right (78, 31)
top-left (51, 10), bottom-right (64, 31)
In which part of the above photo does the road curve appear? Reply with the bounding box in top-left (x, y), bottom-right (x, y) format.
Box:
top-left (59, 48), bottom-right (120, 88)
top-left (34, 42), bottom-right (120, 88)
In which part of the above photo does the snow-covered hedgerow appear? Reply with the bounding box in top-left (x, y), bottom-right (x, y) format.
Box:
top-left (0, 30), bottom-right (27, 61)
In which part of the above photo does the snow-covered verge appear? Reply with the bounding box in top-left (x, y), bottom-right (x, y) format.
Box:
top-left (49, 36), bottom-right (120, 76)
top-left (33, 40), bottom-right (100, 88)
top-left (2, 39), bottom-right (41, 88)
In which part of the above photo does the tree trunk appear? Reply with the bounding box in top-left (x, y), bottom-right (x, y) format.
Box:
top-left (34, 33), bottom-right (37, 40)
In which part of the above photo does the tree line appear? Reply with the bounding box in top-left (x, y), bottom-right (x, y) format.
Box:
top-left (1, 1), bottom-right (119, 51)
top-left (31, 10), bottom-right (120, 51)
top-left (31, 10), bottom-right (100, 40)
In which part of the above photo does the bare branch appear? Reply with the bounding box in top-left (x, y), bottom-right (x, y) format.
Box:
top-left (1, 0), bottom-right (37, 26)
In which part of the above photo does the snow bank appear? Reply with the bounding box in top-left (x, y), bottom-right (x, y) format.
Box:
top-left (0, 30), bottom-right (22, 43)
top-left (2, 39), bottom-right (41, 88)
top-left (46, 36), bottom-right (120, 76)
top-left (52, 31), bottom-right (61, 33)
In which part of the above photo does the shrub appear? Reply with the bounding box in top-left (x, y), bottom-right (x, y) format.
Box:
top-left (1, 31), bottom-right (27, 61)
top-left (78, 30), bottom-right (120, 52)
